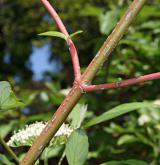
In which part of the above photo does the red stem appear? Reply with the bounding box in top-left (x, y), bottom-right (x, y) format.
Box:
top-left (20, 1), bottom-right (156, 164)
top-left (83, 72), bottom-right (160, 92)
top-left (41, 0), bottom-right (81, 80)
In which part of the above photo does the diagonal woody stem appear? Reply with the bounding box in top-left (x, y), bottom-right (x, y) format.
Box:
top-left (41, 0), bottom-right (81, 80)
top-left (82, 72), bottom-right (160, 92)
top-left (20, 0), bottom-right (147, 164)
top-left (80, 0), bottom-right (146, 84)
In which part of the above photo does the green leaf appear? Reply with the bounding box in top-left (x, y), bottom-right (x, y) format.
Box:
top-left (135, 132), bottom-right (155, 147)
top-left (65, 129), bottom-right (89, 165)
top-left (68, 104), bottom-right (87, 129)
top-left (79, 4), bottom-right (103, 17)
top-left (38, 31), bottom-right (67, 41)
top-left (85, 102), bottom-right (152, 128)
top-left (139, 21), bottom-right (160, 30)
top-left (124, 159), bottom-right (149, 165)
top-left (99, 9), bottom-right (119, 35)
top-left (0, 153), bottom-right (15, 165)
top-left (101, 159), bottom-right (149, 165)
top-left (100, 161), bottom-right (120, 165)
top-left (20, 90), bottom-right (38, 105)
top-left (0, 81), bottom-right (24, 111)
top-left (41, 146), bottom-right (62, 160)
top-left (0, 120), bottom-right (18, 138)
top-left (69, 30), bottom-right (83, 39)
top-left (138, 6), bottom-right (160, 22)
top-left (117, 135), bottom-right (139, 146)
top-left (0, 81), bottom-right (10, 104)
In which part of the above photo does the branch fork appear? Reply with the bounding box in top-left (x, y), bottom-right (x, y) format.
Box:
top-left (20, 0), bottom-right (160, 164)
top-left (41, 0), bottom-right (160, 94)
top-left (41, 0), bottom-right (81, 81)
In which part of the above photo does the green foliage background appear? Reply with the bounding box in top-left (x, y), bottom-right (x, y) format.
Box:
top-left (0, 0), bottom-right (160, 164)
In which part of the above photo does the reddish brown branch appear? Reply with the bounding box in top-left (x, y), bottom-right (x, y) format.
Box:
top-left (41, 0), bottom-right (81, 80)
top-left (20, 1), bottom-right (150, 164)
top-left (82, 72), bottom-right (160, 92)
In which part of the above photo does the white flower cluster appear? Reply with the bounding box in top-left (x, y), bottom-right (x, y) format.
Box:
top-left (7, 122), bottom-right (73, 147)
top-left (55, 123), bottom-right (73, 137)
top-left (138, 99), bottom-right (160, 126)
top-left (154, 99), bottom-right (160, 106)
top-left (138, 114), bottom-right (151, 126)
top-left (7, 122), bottom-right (46, 147)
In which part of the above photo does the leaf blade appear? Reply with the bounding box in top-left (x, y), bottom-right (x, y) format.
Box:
top-left (85, 102), bottom-right (152, 128)
top-left (38, 31), bottom-right (67, 41)
top-left (69, 30), bottom-right (83, 39)
top-left (65, 129), bottom-right (89, 165)
top-left (0, 81), bottom-right (24, 111)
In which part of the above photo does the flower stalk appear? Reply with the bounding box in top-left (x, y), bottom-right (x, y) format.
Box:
top-left (20, 0), bottom-right (160, 164)
top-left (0, 135), bottom-right (19, 163)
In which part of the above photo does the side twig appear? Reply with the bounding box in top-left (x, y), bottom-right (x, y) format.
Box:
top-left (58, 151), bottom-right (65, 165)
top-left (41, 0), bottom-right (81, 80)
top-left (20, 1), bottom-right (152, 164)
top-left (82, 72), bottom-right (160, 92)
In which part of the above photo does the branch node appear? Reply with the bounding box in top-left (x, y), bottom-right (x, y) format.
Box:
top-left (73, 80), bottom-right (87, 94)
top-left (79, 85), bottom-right (87, 94)
top-left (116, 81), bottom-right (122, 87)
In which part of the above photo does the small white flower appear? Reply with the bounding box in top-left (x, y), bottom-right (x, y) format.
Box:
top-left (55, 124), bottom-right (73, 137)
top-left (138, 114), bottom-right (151, 126)
top-left (154, 99), bottom-right (160, 106)
top-left (40, 92), bottom-right (49, 101)
top-left (7, 122), bottom-right (73, 147)
top-left (7, 122), bottom-right (46, 147)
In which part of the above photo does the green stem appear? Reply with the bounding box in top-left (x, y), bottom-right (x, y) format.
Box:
top-left (81, 0), bottom-right (146, 84)
top-left (58, 151), bottom-right (65, 165)
top-left (20, 0), bottom-right (146, 164)
top-left (0, 135), bottom-right (19, 163)
top-left (43, 148), bottom-right (49, 165)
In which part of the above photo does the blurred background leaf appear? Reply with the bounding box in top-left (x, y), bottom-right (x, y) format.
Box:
top-left (0, 0), bottom-right (160, 164)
